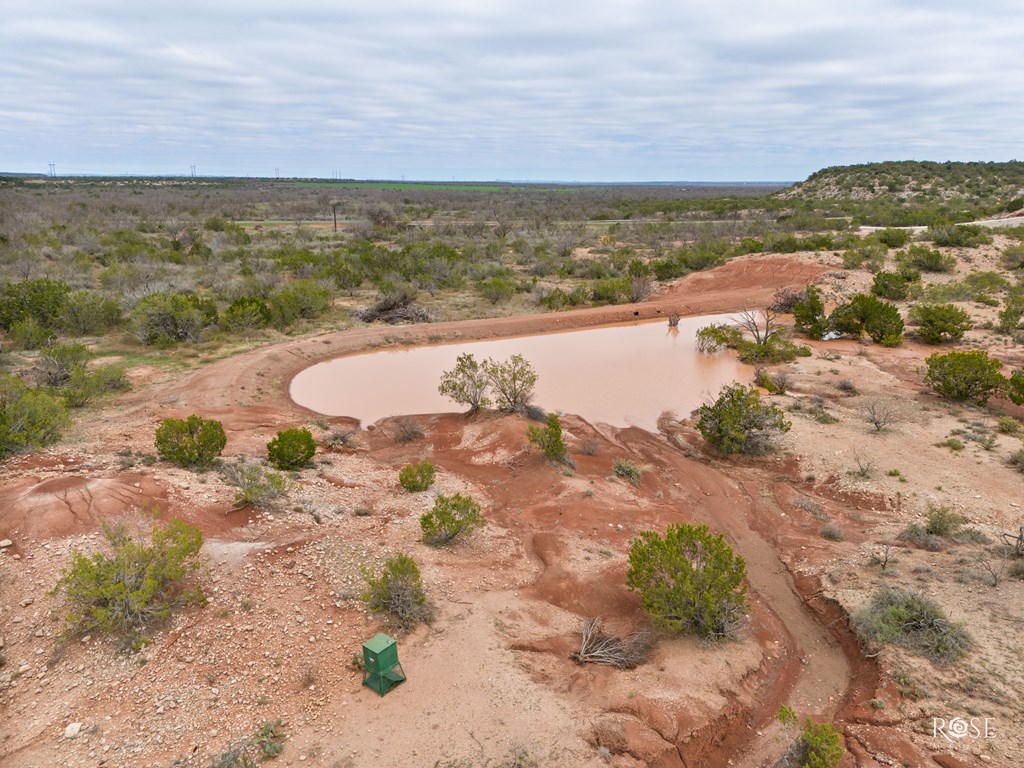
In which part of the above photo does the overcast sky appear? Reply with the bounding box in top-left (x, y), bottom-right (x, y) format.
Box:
top-left (1, 1), bottom-right (1021, 181)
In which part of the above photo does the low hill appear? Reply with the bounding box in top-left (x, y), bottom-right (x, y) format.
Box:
top-left (782, 160), bottom-right (1024, 210)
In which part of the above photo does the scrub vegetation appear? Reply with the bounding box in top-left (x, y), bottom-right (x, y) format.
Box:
top-left (6, 161), bottom-right (1024, 766)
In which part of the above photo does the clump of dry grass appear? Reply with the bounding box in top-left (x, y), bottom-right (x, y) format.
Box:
top-left (569, 618), bottom-right (655, 669)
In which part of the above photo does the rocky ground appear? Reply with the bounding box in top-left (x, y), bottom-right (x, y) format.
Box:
top-left (2, 252), bottom-right (1023, 768)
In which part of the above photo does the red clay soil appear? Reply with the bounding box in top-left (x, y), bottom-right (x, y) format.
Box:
top-left (1, 254), bottom-right (987, 768)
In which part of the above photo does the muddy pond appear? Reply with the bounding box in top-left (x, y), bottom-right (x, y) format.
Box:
top-left (290, 314), bottom-right (753, 431)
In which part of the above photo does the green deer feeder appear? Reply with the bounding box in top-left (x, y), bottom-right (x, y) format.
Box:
top-left (361, 633), bottom-right (406, 696)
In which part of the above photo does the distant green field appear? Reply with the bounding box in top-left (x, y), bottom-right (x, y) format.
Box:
top-left (292, 180), bottom-right (553, 192)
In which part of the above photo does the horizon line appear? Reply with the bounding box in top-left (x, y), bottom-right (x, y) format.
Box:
top-left (0, 172), bottom-right (796, 186)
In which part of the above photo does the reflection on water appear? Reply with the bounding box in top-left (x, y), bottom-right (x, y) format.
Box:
top-left (290, 314), bottom-right (752, 431)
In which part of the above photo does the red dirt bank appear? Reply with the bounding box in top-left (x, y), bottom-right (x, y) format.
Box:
top-left (0, 255), bottom-right (1004, 768)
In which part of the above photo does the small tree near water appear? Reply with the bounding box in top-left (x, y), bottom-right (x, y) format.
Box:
top-left (438, 353), bottom-right (491, 413)
top-left (437, 353), bottom-right (538, 415)
top-left (484, 354), bottom-right (537, 414)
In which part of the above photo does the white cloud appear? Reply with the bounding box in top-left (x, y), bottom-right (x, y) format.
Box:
top-left (1, 0), bottom-right (1021, 179)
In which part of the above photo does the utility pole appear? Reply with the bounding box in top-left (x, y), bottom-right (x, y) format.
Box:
top-left (190, 164), bottom-right (196, 178)
top-left (48, 162), bottom-right (56, 177)
top-left (275, 168), bottom-right (280, 180)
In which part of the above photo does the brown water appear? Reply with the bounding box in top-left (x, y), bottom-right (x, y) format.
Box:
top-left (290, 314), bottom-right (753, 431)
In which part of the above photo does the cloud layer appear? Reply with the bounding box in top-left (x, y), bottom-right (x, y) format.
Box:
top-left (2, 1), bottom-right (1021, 180)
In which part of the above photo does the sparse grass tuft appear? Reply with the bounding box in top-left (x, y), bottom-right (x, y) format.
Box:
top-left (393, 416), bottom-right (425, 443)
top-left (835, 379), bottom-right (858, 394)
top-left (612, 459), bottom-right (645, 485)
top-left (327, 429), bottom-right (360, 449)
top-left (853, 587), bottom-right (971, 664)
top-left (821, 523), bottom-right (844, 541)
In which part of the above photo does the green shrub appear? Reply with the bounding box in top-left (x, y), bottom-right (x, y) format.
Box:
top-left (360, 553), bottom-right (434, 629)
top-left (792, 285), bottom-right (828, 340)
top-left (841, 241), bottom-right (885, 271)
top-left (438, 356), bottom-right (540, 417)
top-left (776, 705), bottom-right (799, 730)
top-left (266, 427), bottom-right (316, 470)
top-left (926, 224), bottom-right (992, 248)
top-left (438, 353), bottom-right (491, 413)
top-left (924, 273), bottom-right (1007, 304)
top-left (754, 367), bottom-right (789, 394)
top-left (799, 719), bottom-right (845, 768)
top-left (267, 280), bottom-right (332, 329)
top-left (924, 350), bottom-right (1005, 404)
top-left (477, 275), bottom-right (517, 304)
top-left (902, 244), bottom-right (956, 273)
top-left (1004, 245), bottom-right (1024, 270)
top-left (538, 285), bottom-right (590, 310)
top-left (736, 335), bottom-right (811, 363)
top-left (996, 415), bottom-right (1021, 435)
top-left (0, 277), bottom-right (71, 331)
top-left (130, 291), bottom-right (218, 346)
top-left (626, 523), bottom-right (749, 639)
top-left (696, 383), bottom-right (791, 455)
top-left (875, 228), bottom-right (909, 248)
top-left (58, 290), bottom-right (122, 336)
top-left (204, 719), bottom-right (288, 766)
top-left (0, 375), bottom-right (70, 459)
top-left (852, 586), bottom-right (971, 664)
top-left (49, 518), bottom-right (206, 648)
top-left (896, 523), bottom-right (945, 551)
top-left (1007, 370), bottom-right (1024, 406)
top-left (908, 303), bottom-right (972, 344)
top-left (925, 504), bottom-right (965, 536)
top-left (220, 296), bottom-right (271, 333)
top-left (420, 493), bottom-right (485, 546)
top-left (8, 317), bottom-right (51, 349)
top-left (871, 271), bottom-right (910, 300)
top-left (829, 294), bottom-right (904, 344)
top-left (997, 296), bottom-right (1024, 333)
top-left (590, 277), bottom-right (630, 305)
top-left (1008, 449), bottom-right (1024, 473)
top-left (253, 720), bottom-right (286, 759)
top-left (695, 323), bottom-right (743, 352)
top-left (398, 461), bottom-right (436, 492)
top-left (221, 459), bottom-right (289, 508)
top-left (62, 364), bottom-right (130, 408)
top-left (154, 414), bottom-right (227, 468)
top-left (527, 413), bottom-right (568, 463)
